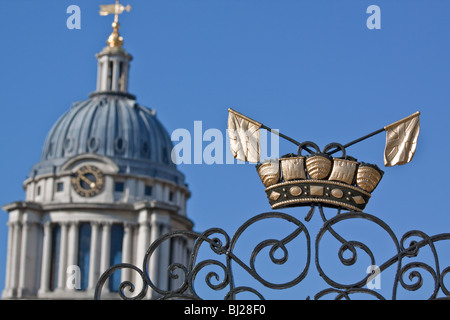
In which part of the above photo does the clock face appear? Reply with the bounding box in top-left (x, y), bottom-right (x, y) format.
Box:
top-left (71, 164), bottom-right (104, 197)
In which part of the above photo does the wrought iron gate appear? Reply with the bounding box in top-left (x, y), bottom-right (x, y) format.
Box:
top-left (94, 205), bottom-right (450, 300)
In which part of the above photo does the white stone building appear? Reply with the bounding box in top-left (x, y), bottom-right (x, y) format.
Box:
top-left (2, 13), bottom-right (193, 299)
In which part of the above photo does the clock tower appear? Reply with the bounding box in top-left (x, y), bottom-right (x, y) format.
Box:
top-left (2, 4), bottom-right (193, 299)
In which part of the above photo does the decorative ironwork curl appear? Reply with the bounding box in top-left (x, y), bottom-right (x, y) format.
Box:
top-left (94, 263), bottom-right (148, 300)
top-left (229, 212), bottom-right (310, 291)
top-left (95, 208), bottom-right (450, 300)
top-left (315, 209), bottom-right (399, 290)
top-left (313, 287), bottom-right (386, 300)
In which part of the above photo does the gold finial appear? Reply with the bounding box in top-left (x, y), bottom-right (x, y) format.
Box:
top-left (99, 0), bottom-right (132, 48)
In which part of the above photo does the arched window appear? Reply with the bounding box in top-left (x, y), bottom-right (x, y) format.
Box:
top-left (109, 224), bottom-right (124, 292)
top-left (49, 224), bottom-right (61, 291)
top-left (78, 223), bottom-right (92, 291)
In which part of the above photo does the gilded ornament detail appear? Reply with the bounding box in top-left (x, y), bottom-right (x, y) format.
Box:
top-left (269, 191), bottom-right (281, 201)
top-left (289, 186), bottom-right (303, 197)
top-left (99, 1), bottom-right (132, 48)
top-left (356, 164), bottom-right (384, 193)
top-left (280, 155), bottom-right (307, 181)
top-left (331, 188), bottom-right (344, 199)
top-left (256, 141), bottom-right (384, 212)
top-left (256, 160), bottom-right (280, 187)
top-left (305, 155), bottom-right (332, 180)
top-left (328, 158), bottom-right (358, 185)
top-left (310, 185), bottom-right (324, 196)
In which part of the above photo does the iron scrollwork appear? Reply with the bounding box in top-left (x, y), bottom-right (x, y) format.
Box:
top-left (314, 208), bottom-right (450, 300)
top-left (94, 206), bottom-right (450, 300)
top-left (94, 119), bottom-right (436, 299)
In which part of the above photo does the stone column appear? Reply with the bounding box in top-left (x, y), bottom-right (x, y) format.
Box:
top-left (101, 58), bottom-right (109, 91)
top-left (96, 60), bottom-right (102, 91)
top-left (66, 221), bottom-right (79, 292)
top-left (171, 237), bottom-right (185, 291)
top-left (148, 216), bottom-right (163, 299)
top-left (122, 60), bottom-right (129, 92)
top-left (10, 221), bottom-right (22, 293)
top-left (136, 220), bottom-right (150, 296)
top-left (158, 223), bottom-right (170, 292)
top-left (17, 221), bottom-right (30, 297)
top-left (100, 221), bottom-right (112, 291)
top-left (88, 221), bottom-right (100, 290)
top-left (100, 221), bottom-right (112, 271)
top-left (67, 221), bottom-right (79, 270)
top-left (136, 221), bottom-right (150, 266)
top-left (3, 221), bottom-right (14, 294)
top-left (121, 223), bottom-right (133, 281)
top-left (111, 58), bottom-right (119, 91)
top-left (57, 222), bottom-right (69, 290)
top-left (38, 222), bottom-right (52, 295)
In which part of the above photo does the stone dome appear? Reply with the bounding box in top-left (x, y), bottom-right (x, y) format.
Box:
top-left (30, 92), bottom-right (184, 185)
top-left (28, 24), bottom-right (187, 186)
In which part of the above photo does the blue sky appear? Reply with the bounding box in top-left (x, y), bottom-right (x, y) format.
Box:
top-left (0, 0), bottom-right (449, 299)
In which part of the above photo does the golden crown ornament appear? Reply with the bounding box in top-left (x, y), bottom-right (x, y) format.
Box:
top-left (257, 142), bottom-right (384, 212)
top-left (227, 109), bottom-right (420, 214)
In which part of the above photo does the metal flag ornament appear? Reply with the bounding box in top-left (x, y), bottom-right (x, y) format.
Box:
top-left (99, 1), bottom-right (132, 18)
top-left (227, 108), bottom-right (262, 163)
top-left (99, 0), bottom-right (132, 48)
top-left (227, 109), bottom-right (421, 212)
top-left (383, 111), bottom-right (420, 167)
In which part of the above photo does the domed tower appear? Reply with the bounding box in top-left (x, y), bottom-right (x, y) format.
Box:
top-left (2, 4), bottom-right (193, 299)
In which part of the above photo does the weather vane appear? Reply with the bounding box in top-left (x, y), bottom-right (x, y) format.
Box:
top-left (227, 108), bottom-right (420, 215)
top-left (99, 0), bottom-right (132, 48)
